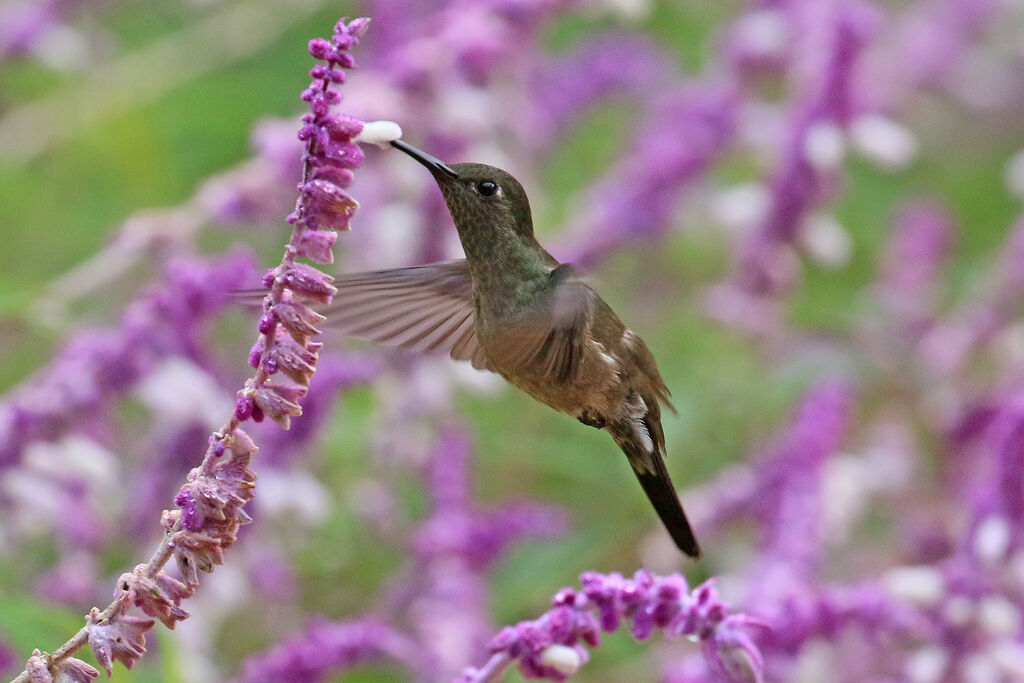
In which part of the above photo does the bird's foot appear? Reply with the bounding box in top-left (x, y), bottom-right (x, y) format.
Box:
top-left (577, 408), bottom-right (607, 429)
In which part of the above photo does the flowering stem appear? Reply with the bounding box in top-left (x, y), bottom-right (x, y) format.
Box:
top-left (454, 570), bottom-right (767, 683)
top-left (10, 17), bottom-right (373, 683)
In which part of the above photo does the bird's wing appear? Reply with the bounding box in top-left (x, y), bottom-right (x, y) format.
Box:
top-left (484, 263), bottom-right (595, 384)
top-left (620, 329), bottom-right (675, 415)
top-left (323, 260), bottom-right (492, 370)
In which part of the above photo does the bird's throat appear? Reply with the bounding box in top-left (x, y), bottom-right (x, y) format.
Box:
top-left (459, 232), bottom-right (550, 318)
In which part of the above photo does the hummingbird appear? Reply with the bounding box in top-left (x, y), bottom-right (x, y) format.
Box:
top-left (325, 139), bottom-right (701, 558)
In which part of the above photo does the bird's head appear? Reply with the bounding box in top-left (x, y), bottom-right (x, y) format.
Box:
top-left (390, 140), bottom-right (535, 242)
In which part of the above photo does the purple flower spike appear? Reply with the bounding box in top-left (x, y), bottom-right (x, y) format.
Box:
top-left (311, 164), bottom-right (355, 188)
top-left (237, 618), bottom-right (423, 683)
top-left (290, 18), bottom-right (369, 235)
top-left (8, 15), bottom-right (372, 683)
top-left (461, 571), bottom-right (764, 683)
top-left (261, 268), bottom-right (276, 288)
top-left (163, 429), bottom-right (257, 586)
top-left (878, 200), bottom-right (956, 320)
top-left (323, 114), bottom-right (363, 141)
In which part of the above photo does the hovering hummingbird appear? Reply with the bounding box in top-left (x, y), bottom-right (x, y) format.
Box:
top-left (325, 139), bottom-right (701, 558)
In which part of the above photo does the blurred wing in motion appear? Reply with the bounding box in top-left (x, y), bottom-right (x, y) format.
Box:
top-left (482, 263), bottom-right (595, 384)
top-left (323, 259), bottom-right (492, 370)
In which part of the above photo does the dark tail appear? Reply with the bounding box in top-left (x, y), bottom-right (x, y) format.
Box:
top-left (609, 421), bottom-right (701, 558)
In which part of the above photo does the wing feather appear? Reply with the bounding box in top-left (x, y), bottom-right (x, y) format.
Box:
top-left (323, 260), bottom-right (492, 370)
top-left (483, 264), bottom-right (593, 384)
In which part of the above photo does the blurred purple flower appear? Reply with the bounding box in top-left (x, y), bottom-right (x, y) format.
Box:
top-left (409, 426), bottom-right (568, 676)
top-left (555, 84), bottom-right (739, 266)
top-left (877, 200), bottom-right (956, 324)
top-left (954, 392), bottom-right (1024, 558)
top-left (530, 33), bottom-right (675, 145)
top-left (889, 0), bottom-right (999, 92)
top-left (34, 553), bottom-right (98, 607)
top-left (415, 427), bottom-right (567, 569)
top-left (919, 211), bottom-right (1024, 376)
top-left (456, 570), bottom-right (766, 683)
top-left (758, 382), bottom-right (852, 547)
top-left (735, 2), bottom-right (879, 295)
top-left (750, 381), bottom-right (853, 608)
top-left (237, 619), bottom-right (424, 683)
top-left (0, 640), bottom-right (15, 674)
top-left (687, 381), bottom-right (854, 575)
top-left (752, 580), bottom-right (934, 680)
top-left (0, 0), bottom-right (81, 58)
top-left (0, 250), bottom-right (256, 472)
top-left (724, 8), bottom-right (792, 79)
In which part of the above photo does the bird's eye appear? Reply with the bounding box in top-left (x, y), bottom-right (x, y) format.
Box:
top-left (476, 181), bottom-right (499, 197)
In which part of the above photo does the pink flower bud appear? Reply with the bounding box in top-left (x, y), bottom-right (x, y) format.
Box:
top-left (296, 228), bottom-right (337, 263)
top-left (281, 263), bottom-right (337, 304)
top-left (272, 300), bottom-right (326, 344)
top-left (253, 385), bottom-right (303, 429)
top-left (87, 612), bottom-right (154, 675)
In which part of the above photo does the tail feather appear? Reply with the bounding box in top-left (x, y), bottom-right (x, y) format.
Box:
top-left (610, 421), bottom-right (701, 558)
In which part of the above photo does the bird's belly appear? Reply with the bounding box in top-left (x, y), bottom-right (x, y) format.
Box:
top-left (491, 346), bottom-right (623, 420)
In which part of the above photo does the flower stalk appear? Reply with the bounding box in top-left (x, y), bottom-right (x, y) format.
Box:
top-left (10, 16), bottom-right (374, 682)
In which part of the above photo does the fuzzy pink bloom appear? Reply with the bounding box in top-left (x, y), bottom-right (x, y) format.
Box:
top-left (86, 612), bottom-right (154, 675)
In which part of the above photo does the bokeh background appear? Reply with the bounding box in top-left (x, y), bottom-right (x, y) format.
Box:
top-left (2, 0), bottom-right (1024, 681)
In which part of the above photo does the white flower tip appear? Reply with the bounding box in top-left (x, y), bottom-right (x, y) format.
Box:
top-left (799, 213), bottom-right (852, 268)
top-left (803, 122), bottom-right (846, 171)
top-left (540, 645), bottom-right (582, 676)
top-left (978, 596), bottom-right (1021, 636)
top-left (974, 515), bottom-right (1011, 563)
top-left (905, 646), bottom-right (949, 683)
top-left (709, 183), bottom-right (770, 230)
top-left (883, 565), bottom-right (945, 606)
top-left (992, 640), bottom-right (1024, 677)
top-left (734, 9), bottom-right (788, 56)
top-left (851, 114), bottom-right (918, 170)
top-left (353, 120), bottom-right (403, 149)
top-left (943, 596), bottom-right (974, 626)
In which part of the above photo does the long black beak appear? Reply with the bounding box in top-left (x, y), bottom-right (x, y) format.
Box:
top-left (390, 139), bottom-right (459, 179)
